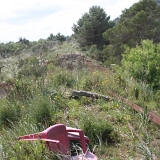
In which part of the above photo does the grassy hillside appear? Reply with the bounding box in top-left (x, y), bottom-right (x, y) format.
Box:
top-left (0, 38), bottom-right (160, 159)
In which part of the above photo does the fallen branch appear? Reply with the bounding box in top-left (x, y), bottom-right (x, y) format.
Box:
top-left (71, 90), bottom-right (110, 101)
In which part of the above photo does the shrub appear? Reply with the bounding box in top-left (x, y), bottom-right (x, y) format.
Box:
top-left (50, 92), bottom-right (68, 110)
top-left (53, 72), bottom-right (76, 87)
top-left (122, 40), bottom-right (160, 90)
top-left (82, 78), bottom-right (95, 90)
top-left (81, 116), bottom-right (120, 149)
top-left (29, 96), bottom-right (53, 127)
top-left (87, 45), bottom-right (100, 60)
top-left (82, 72), bottom-right (102, 91)
top-left (17, 56), bottom-right (48, 78)
top-left (6, 78), bottom-right (35, 105)
top-left (0, 103), bottom-right (21, 128)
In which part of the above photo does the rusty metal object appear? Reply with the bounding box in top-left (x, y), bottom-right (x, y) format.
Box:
top-left (110, 92), bottom-right (160, 126)
top-left (148, 112), bottom-right (160, 126)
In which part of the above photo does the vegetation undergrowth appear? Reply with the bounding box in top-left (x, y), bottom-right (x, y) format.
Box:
top-left (0, 36), bottom-right (160, 159)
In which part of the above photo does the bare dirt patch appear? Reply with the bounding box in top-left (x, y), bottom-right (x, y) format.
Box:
top-left (55, 52), bottom-right (108, 72)
top-left (0, 81), bottom-right (13, 97)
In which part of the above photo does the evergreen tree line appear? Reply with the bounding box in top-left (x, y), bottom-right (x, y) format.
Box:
top-left (72, 0), bottom-right (160, 90)
top-left (72, 0), bottom-right (160, 60)
top-left (0, 33), bottom-right (67, 58)
top-left (1, 0), bottom-right (160, 90)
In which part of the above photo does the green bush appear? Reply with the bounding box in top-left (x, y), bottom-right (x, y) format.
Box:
top-left (30, 96), bottom-right (53, 127)
top-left (50, 91), bottom-right (68, 111)
top-left (122, 40), bottom-right (160, 90)
top-left (81, 116), bottom-right (120, 149)
top-left (82, 78), bottom-right (94, 90)
top-left (6, 78), bottom-right (35, 105)
top-left (87, 45), bottom-right (100, 60)
top-left (53, 72), bottom-right (76, 87)
top-left (82, 73), bottom-right (102, 91)
top-left (0, 104), bottom-right (21, 128)
top-left (0, 42), bottom-right (28, 58)
top-left (17, 56), bottom-right (48, 78)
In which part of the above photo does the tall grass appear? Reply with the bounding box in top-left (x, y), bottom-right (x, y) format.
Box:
top-left (0, 40), bottom-right (159, 159)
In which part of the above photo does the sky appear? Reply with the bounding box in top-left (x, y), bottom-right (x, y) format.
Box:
top-left (0, 0), bottom-right (140, 43)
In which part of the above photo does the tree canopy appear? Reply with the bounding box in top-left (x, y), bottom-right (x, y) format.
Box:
top-left (103, 0), bottom-right (160, 58)
top-left (72, 6), bottom-right (114, 48)
top-left (47, 33), bottom-right (66, 42)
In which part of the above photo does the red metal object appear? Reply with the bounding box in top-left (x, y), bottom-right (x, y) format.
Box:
top-left (18, 124), bottom-right (97, 160)
top-left (148, 112), bottom-right (160, 126)
top-left (110, 92), bottom-right (160, 126)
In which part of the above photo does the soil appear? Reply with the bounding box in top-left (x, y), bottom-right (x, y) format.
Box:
top-left (0, 81), bottom-right (13, 97)
top-left (55, 52), bottom-right (107, 72)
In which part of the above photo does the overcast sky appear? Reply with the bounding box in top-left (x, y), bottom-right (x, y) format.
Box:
top-left (0, 0), bottom-right (139, 43)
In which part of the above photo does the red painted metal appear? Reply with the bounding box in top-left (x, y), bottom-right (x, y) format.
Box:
top-left (110, 92), bottom-right (160, 126)
top-left (18, 124), bottom-right (97, 160)
top-left (148, 112), bottom-right (160, 126)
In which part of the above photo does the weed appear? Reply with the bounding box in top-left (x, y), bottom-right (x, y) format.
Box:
top-left (80, 116), bottom-right (120, 150)
top-left (29, 95), bottom-right (53, 127)
top-left (0, 103), bottom-right (21, 129)
top-left (4, 140), bottom-right (61, 160)
top-left (53, 71), bottom-right (76, 87)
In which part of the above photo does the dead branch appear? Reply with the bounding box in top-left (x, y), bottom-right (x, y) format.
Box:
top-left (71, 90), bottom-right (110, 101)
